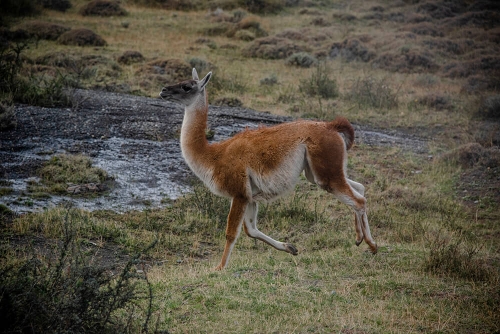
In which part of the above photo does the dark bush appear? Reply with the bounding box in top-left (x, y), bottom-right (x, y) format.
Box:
top-left (21, 21), bottom-right (71, 40)
top-left (40, 0), bottom-right (72, 12)
top-left (242, 36), bottom-right (306, 59)
top-left (285, 52), bottom-right (317, 68)
top-left (406, 22), bottom-right (444, 37)
top-left (424, 232), bottom-right (493, 281)
top-left (329, 39), bottom-right (376, 63)
top-left (418, 93), bottom-right (451, 110)
top-left (117, 50), bottom-right (144, 65)
top-left (373, 51), bottom-right (439, 73)
top-left (479, 95), bottom-right (500, 119)
top-left (0, 102), bottom-right (16, 131)
top-left (439, 143), bottom-right (500, 169)
top-left (79, 0), bottom-right (127, 16)
top-left (0, 211), bottom-right (156, 333)
top-left (239, 0), bottom-right (285, 14)
top-left (57, 28), bottom-right (107, 47)
top-left (213, 97), bottom-right (243, 107)
top-left (417, 1), bottom-right (467, 19)
top-left (0, 0), bottom-right (40, 18)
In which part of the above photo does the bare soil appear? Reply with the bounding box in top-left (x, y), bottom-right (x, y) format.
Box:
top-left (0, 89), bottom-right (428, 213)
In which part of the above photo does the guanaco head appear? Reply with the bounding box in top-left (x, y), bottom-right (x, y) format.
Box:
top-left (159, 68), bottom-right (212, 107)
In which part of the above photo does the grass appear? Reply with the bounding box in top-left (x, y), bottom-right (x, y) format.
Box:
top-left (25, 154), bottom-right (111, 196)
top-left (1, 0), bottom-right (500, 332)
top-left (6, 145), bottom-right (500, 333)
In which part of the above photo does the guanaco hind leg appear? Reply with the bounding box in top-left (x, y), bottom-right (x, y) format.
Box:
top-left (243, 202), bottom-right (298, 255)
top-left (331, 179), bottom-right (377, 254)
top-left (348, 179), bottom-right (365, 246)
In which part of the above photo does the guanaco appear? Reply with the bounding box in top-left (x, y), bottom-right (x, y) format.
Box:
top-left (159, 69), bottom-right (377, 270)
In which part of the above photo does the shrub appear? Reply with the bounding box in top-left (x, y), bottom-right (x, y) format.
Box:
top-left (117, 50), bottom-right (144, 65)
top-left (40, 0), bottom-right (72, 12)
top-left (439, 143), bottom-right (500, 169)
top-left (329, 39), bottom-right (376, 63)
top-left (79, 0), bottom-right (127, 16)
top-left (242, 36), bottom-right (306, 59)
top-left (424, 232), bottom-right (493, 281)
top-left (372, 51), bottom-right (439, 73)
top-left (0, 42), bottom-right (25, 95)
top-left (57, 28), bottom-right (107, 47)
top-left (239, 0), bottom-right (285, 14)
top-left (0, 102), bottom-right (16, 131)
top-left (285, 52), bottom-right (317, 68)
top-left (13, 72), bottom-right (73, 108)
top-left (299, 62), bottom-right (339, 99)
top-left (260, 73), bottom-right (278, 86)
top-left (213, 96), bottom-right (243, 107)
top-left (479, 94), bottom-right (500, 119)
top-left (188, 57), bottom-right (210, 72)
top-left (418, 93), bottom-right (451, 110)
top-left (21, 21), bottom-right (71, 41)
top-left (0, 212), bottom-right (157, 333)
top-left (210, 71), bottom-right (247, 95)
top-left (0, 0), bottom-right (40, 18)
top-left (346, 76), bottom-right (399, 109)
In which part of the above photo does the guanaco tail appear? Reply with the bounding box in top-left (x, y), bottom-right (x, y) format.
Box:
top-left (159, 68), bottom-right (377, 270)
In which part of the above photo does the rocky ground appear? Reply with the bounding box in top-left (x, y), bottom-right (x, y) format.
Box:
top-left (0, 89), bottom-right (427, 213)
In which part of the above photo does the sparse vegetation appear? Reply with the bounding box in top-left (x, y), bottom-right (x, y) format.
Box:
top-left (345, 76), bottom-right (399, 110)
top-left (299, 62), bottom-right (338, 99)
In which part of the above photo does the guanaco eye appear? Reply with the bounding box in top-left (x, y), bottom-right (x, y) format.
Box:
top-left (181, 84), bottom-right (192, 92)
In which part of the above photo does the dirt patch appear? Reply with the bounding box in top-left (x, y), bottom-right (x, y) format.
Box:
top-left (20, 21), bottom-right (70, 40)
top-left (79, 0), bottom-right (127, 17)
top-left (57, 28), bottom-right (107, 47)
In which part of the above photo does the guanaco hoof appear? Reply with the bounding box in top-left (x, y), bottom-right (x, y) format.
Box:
top-left (370, 244), bottom-right (378, 254)
top-left (355, 240), bottom-right (363, 246)
top-left (285, 243), bottom-right (298, 255)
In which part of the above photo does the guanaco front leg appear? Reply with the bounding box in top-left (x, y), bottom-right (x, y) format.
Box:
top-left (215, 197), bottom-right (246, 271)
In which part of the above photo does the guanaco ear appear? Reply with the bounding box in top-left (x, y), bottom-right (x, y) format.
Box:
top-left (192, 68), bottom-right (199, 81)
top-left (199, 71), bottom-right (212, 91)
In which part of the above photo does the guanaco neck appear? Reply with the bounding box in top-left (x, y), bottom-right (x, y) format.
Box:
top-left (180, 89), bottom-right (210, 162)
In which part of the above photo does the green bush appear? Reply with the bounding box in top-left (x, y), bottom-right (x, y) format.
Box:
top-left (346, 76), bottom-right (399, 109)
top-left (286, 52), bottom-right (317, 68)
top-left (299, 62), bottom-right (339, 99)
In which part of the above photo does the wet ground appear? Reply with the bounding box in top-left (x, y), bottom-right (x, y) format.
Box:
top-left (0, 89), bottom-right (428, 213)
